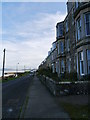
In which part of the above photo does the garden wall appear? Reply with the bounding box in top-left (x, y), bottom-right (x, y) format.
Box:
top-left (39, 75), bottom-right (89, 96)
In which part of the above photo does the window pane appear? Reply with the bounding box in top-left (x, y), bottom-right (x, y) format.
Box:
top-left (66, 37), bottom-right (70, 51)
top-left (61, 42), bottom-right (64, 53)
top-left (79, 51), bottom-right (84, 75)
top-left (85, 13), bottom-right (90, 35)
top-left (79, 51), bottom-right (83, 61)
top-left (85, 13), bottom-right (90, 23)
top-left (81, 52), bottom-right (83, 60)
top-left (75, 1), bottom-right (79, 8)
top-left (58, 43), bottom-right (59, 54)
top-left (77, 18), bottom-right (81, 40)
top-left (81, 61), bottom-right (84, 74)
top-left (78, 29), bottom-right (80, 40)
top-left (66, 21), bottom-right (68, 32)
top-left (78, 19), bottom-right (80, 27)
top-left (88, 60), bottom-right (90, 74)
top-left (79, 52), bottom-right (81, 60)
top-left (61, 60), bottom-right (65, 73)
top-left (86, 23), bottom-right (90, 35)
top-left (87, 50), bottom-right (90, 60)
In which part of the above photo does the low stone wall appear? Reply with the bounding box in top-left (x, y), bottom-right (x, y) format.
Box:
top-left (39, 75), bottom-right (89, 96)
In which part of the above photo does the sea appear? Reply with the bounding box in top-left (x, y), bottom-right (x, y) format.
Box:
top-left (0, 69), bottom-right (25, 77)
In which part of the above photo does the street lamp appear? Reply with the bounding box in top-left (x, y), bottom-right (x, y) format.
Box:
top-left (16, 63), bottom-right (19, 77)
top-left (17, 63), bottom-right (19, 73)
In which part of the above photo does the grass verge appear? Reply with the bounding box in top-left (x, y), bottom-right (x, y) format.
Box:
top-left (2, 72), bottom-right (30, 83)
top-left (60, 102), bottom-right (89, 120)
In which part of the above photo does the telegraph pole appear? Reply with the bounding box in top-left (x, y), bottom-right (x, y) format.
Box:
top-left (2, 49), bottom-right (6, 80)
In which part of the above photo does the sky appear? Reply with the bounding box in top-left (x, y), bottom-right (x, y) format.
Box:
top-left (0, 2), bottom-right (67, 71)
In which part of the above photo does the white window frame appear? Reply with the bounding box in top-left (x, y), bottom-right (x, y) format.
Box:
top-left (79, 51), bottom-right (84, 75)
top-left (85, 12), bottom-right (90, 36)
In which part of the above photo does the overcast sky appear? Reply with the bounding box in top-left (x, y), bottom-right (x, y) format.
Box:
top-left (1, 2), bottom-right (66, 70)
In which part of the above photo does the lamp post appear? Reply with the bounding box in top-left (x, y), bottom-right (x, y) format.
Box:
top-left (2, 49), bottom-right (6, 80)
top-left (16, 63), bottom-right (19, 77)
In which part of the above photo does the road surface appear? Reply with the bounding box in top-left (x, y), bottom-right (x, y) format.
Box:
top-left (2, 74), bottom-right (33, 118)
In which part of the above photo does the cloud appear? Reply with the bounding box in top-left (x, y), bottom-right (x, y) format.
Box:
top-left (4, 12), bottom-right (65, 40)
top-left (2, 11), bottom-right (66, 69)
top-left (2, 0), bottom-right (67, 2)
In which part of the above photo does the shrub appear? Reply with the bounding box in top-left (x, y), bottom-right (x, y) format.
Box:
top-left (37, 67), bottom-right (59, 81)
top-left (80, 74), bottom-right (90, 81)
top-left (59, 72), bottom-right (78, 81)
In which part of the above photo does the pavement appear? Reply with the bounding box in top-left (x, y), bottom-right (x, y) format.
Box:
top-left (2, 74), bottom-right (33, 119)
top-left (22, 76), bottom-right (70, 119)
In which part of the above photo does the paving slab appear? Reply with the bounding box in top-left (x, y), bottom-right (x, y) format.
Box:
top-left (23, 76), bottom-right (70, 119)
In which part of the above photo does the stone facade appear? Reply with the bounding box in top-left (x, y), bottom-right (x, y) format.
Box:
top-left (74, 2), bottom-right (90, 78)
top-left (39, 1), bottom-right (90, 80)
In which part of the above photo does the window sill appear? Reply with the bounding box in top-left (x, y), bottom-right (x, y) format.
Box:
top-left (80, 73), bottom-right (84, 76)
top-left (86, 34), bottom-right (90, 37)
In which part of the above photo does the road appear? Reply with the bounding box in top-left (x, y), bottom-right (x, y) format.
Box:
top-left (2, 74), bottom-right (33, 119)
